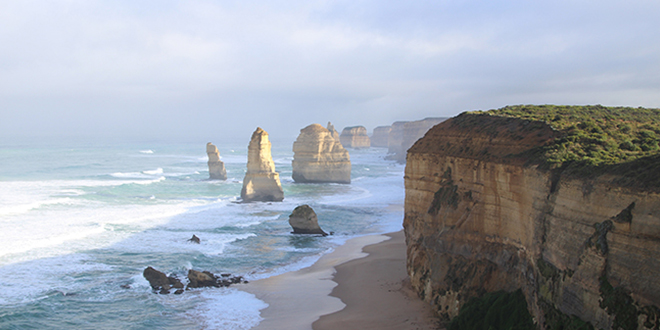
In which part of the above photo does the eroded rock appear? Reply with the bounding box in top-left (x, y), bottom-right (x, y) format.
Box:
top-left (206, 142), bottom-right (227, 180)
top-left (292, 123), bottom-right (351, 184)
top-left (339, 126), bottom-right (370, 148)
top-left (288, 204), bottom-right (328, 236)
top-left (241, 127), bottom-right (284, 202)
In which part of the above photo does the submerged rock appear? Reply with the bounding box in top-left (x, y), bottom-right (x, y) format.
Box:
top-left (206, 142), bottom-right (227, 180)
top-left (292, 123), bottom-right (351, 184)
top-left (288, 204), bottom-right (328, 236)
top-left (241, 127), bottom-right (284, 202)
top-left (339, 126), bottom-right (370, 148)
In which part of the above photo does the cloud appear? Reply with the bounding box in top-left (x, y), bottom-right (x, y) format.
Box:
top-left (1, 0), bottom-right (659, 142)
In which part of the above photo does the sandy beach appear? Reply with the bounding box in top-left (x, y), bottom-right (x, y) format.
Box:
top-left (243, 231), bottom-right (441, 330)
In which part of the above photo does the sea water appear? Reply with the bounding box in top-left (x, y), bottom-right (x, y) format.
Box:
top-left (0, 137), bottom-right (405, 329)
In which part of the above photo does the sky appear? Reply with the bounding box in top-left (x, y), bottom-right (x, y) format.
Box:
top-left (1, 0), bottom-right (659, 143)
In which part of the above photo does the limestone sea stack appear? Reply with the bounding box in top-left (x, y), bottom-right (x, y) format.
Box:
top-left (206, 142), bottom-right (227, 180)
top-left (339, 126), bottom-right (370, 148)
top-left (370, 126), bottom-right (391, 148)
top-left (292, 124), bottom-right (351, 184)
top-left (288, 204), bottom-right (327, 236)
top-left (241, 127), bottom-right (284, 202)
top-left (326, 122), bottom-right (340, 141)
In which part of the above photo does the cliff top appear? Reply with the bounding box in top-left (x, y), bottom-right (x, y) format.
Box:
top-left (410, 105), bottom-right (660, 191)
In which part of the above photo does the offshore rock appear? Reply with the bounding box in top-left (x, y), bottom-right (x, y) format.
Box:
top-left (388, 117), bottom-right (446, 163)
top-left (288, 204), bottom-right (328, 236)
top-left (404, 113), bottom-right (660, 329)
top-left (241, 127), bottom-right (284, 202)
top-left (292, 124), bottom-right (351, 184)
top-left (143, 266), bottom-right (171, 293)
top-left (206, 142), bottom-right (227, 180)
top-left (370, 126), bottom-right (391, 148)
top-left (339, 126), bottom-right (371, 148)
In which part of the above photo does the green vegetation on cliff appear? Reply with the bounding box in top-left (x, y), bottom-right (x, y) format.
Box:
top-left (448, 290), bottom-right (535, 330)
top-left (469, 105), bottom-right (660, 190)
top-left (473, 105), bottom-right (660, 167)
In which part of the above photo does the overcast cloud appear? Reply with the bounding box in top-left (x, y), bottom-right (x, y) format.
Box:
top-left (1, 0), bottom-right (659, 143)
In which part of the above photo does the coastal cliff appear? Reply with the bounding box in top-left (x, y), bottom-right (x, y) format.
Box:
top-left (292, 124), bottom-right (351, 184)
top-left (404, 111), bottom-right (660, 329)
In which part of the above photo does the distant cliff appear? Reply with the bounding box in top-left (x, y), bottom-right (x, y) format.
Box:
top-left (404, 111), bottom-right (660, 330)
top-left (388, 117), bottom-right (446, 163)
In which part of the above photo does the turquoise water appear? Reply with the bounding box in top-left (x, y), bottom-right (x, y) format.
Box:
top-left (0, 138), bottom-right (404, 329)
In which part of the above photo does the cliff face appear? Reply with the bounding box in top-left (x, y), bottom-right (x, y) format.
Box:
top-left (371, 126), bottom-right (391, 148)
top-left (292, 124), bottom-right (351, 184)
top-left (206, 142), bottom-right (227, 180)
top-left (388, 118), bottom-right (447, 163)
top-left (241, 127), bottom-right (284, 202)
top-left (404, 114), bottom-right (660, 329)
top-left (340, 126), bottom-right (371, 148)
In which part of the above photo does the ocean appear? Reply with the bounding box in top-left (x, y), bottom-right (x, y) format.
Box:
top-left (0, 137), bottom-right (405, 329)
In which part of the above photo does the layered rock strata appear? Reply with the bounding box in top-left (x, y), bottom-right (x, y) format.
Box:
top-left (388, 117), bottom-right (446, 163)
top-left (241, 127), bottom-right (284, 202)
top-left (206, 142), bottom-right (227, 180)
top-left (292, 124), bottom-right (351, 184)
top-left (404, 113), bottom-right (660, 329)
top-left (288, 204), bottom-right (328, 235)
top-left (370, 126), bottom-right (391, 148)
top-left (340, 126), bottom-right (371, 148)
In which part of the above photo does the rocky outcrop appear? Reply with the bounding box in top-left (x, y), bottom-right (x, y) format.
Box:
top-left (288, 204), bottom-right (328, 235)
top-left (327, 122), bottom-right (340, 141)
top-left (292, 124), bottom-right (351, 184)
top-left (241, 127), bottom-right (284, 202)
top-left (206, 142), bottom-right (227, 180)
top-left (404, 113), bottom-right (660, 329)
top-left (340, 126), bottom-right (370, 148)
top-left (143, 267), bottom-right (184, 294)
top-left (371, 126), bottom-right (391, 148)
top-left (388, 117), bottom-right (446, 163)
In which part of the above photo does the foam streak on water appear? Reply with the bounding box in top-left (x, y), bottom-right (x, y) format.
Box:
top-left (0, 141), bottom-right (404, 329)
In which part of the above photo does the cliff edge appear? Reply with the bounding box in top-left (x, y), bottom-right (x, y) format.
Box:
top-left (404, 111), bottom-right (660, 330)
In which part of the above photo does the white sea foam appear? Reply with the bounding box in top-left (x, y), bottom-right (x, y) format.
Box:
top-left (186, 289), bottom-right (267, 330)
top-left (140, 150), bottom-right (154, 154)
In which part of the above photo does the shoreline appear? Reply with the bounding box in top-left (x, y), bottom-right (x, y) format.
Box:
top-left (242, 231), bottom-right (441, 330)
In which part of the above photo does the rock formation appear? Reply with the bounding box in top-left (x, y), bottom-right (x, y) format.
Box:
top-left (206, 142), bottom-right (227, 180)
top-left (370, 126), bottom-right (391, 148)
top-left (327, 122), bottom-right (340, 141)
top-left (241, 127), bottom-right (284, 202)
top-left (292, 124), bottom-right (351, 184)
top-left (388, 117), bottom-right (446, 163)
top-left (288, 204), bottom-right (328, 235)
top-left (143, 267), bottom-right (184, 294)
top-left (404, 113), bottom-right (660, 329)
top-left (339, 126), bottom-right (371, 148)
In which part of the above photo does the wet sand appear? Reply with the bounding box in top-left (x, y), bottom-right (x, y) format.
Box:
top-left (243, 231), bottom-right (441, 330)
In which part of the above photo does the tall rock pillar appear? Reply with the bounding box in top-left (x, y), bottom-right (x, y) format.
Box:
top-left (241, 128), bottom-right (284, 202)
top-left (206, 142), bottom-right (227, 180)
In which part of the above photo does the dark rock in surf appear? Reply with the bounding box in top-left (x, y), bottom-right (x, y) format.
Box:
top-left (187, 234), bottom-right (201, 244)
top-left (143, 266), bottom-right (171, 294)
top-left (288, 205), bottom-right (328, 236)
